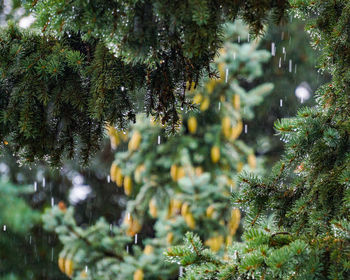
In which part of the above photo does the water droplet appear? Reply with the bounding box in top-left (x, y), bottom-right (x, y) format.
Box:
top-left (225, 68), bottom-right (228, 83)
top-left (280, 99), bottom-right (283, 107)
top-left (271, 42), bottom-right (276, 56)
top-left (289, 59), bottom-right (292, 73)
top-left (244, 124), bottom-right (248, 134)
top-left (127, 212), bottom-right (131, 220)
top-left (278, 57), bottom-right (282, 68)
top-left (42, 178), bottom-right (46, 187)
top-left (157, 135), bottom-right (161, 145)
top-left (126, 245), bottom-right (129, 253)
top-left (34, 181), bottom-right (37, 191)
top-left (51, 197), bottom-right (54, 207)
top-left (179, 266), bottom-right (184, 277)
top-left (218, 102), bottom-right (221, 110)
top-left (3, 225), bottom-right (6, 231)
top-left (238, 36), bottom-right (240, 43)
top-left (135, 234), bottom-right (138, 244)
top-left (107, 175), bottom-right (111, 183)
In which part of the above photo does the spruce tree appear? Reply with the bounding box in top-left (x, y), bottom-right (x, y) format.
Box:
top-left (0, 0), bottom-right (288, 164)
top-left (167, 1), bottom-right (350, 279)
top-left (42, 21), bottom-right (273, 280)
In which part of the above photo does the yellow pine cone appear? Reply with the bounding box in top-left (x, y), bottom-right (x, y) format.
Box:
top-left (211, 146), bottom-right (220, 163)
top-left (217, 62), bottom-right (226, 81)
top-left (230, 120), bottom-right (243, 141)
top-left (222, 116), bottom-right (231, 139)
top-left (177, 167), bottom-right (185, 180)
top-left (128, 131), bottom-right (142, 151)
top-left (206, 79), bottom-right (217, 94)
top-left (181, 202), bottom-right (190, 217)
top-left (205, 236), bottom-right (224, 252)
top-left (143, 245), bottom-right (154, 255)
top-left (167, 232), bottom-right (174, 244)
top-left (115, 167), bottom-right (123, 187)
top-left (193, 93), bottom-right (203, 104)
top-left (186, 81), bottom-right (196, 92)
top-left (228, 208), bottom-right (241, 235)
top-left (133, 269), bottom-right (144, 280)
top-left (168, 199), bottom-right (182, 217)
top-left (149, 198), bottom-right (158, 218)
top-left (64, 259), bottom-right (74, 278)
top-left (187, 116), bottom-right (197, 134)
top-left (248, 154), bottom-right (257, 169)
top-left (206, 205), bottom-right (215, 218)
top-left (134, 164), bottom-right (145, 183)
top-left (124, 176), bottom-right (132, 195)
top-left (124, 215), bottom-right (142, 236)
top-left (110, 163), bottom-right (118, 182)
top-left (233, 94), bottom-right (240, 110)
top-left (58, 257), bottom-right (65, 273)
top-left (184, 212), bottom-right (196, 229)
top-left (170, 164), bottom-right (178, 181)
top-left (110, 134), bottom-right (120, 149)
top-left (200, 97), bottom-right (210, 111)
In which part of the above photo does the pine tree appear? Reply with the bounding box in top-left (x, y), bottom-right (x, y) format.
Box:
top-left (42, 21), bottom-right (273, 279)
top-left (167, 1), bottom-right (350, 279)
top-left (0, 0), bottom-right (289, 164)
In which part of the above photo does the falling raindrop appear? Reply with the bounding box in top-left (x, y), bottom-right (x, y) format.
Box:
top-left (3, 225), bottom-right (6, 231)
top-left (244, 124), bottom-right (248, 134)
top-left (127, 212), bottom-right (131, 220)
top-left (34, 181), bottom-right (37, 191)
top-left (135, 234), bottom-right (138, 244)
top-left (280, 99), bottom-right (283, 107)
top-left (51, 197), bottom-right (54, 207)
top-left (230, 185), bottom-right (233, 192)
top-left (289, 60), bottom-right (292, 73)
top-left (107, 175), bottom-right (111, 183)
top-left (278, 57), bottom-right (282, 68)
top-left (157, 135), bottom-right (161, 145)
top-left (271, 42), bottom-right (276, 56)
top-left (238, 36), bottom-right (240, 43)
top-left (121, 86), bottom-right (125, 91)
top-left (294, 64), bottom-right (297, 74)
top-left (51, 248), bottom-right (54, 261)
top-left (247, 33), bottom-right (250, 42)
top-left (42, 178), bottom-right (46, 188)
top-left (233, 52), bottom-right (236, 60)
top-left (85, 266), bottom-right (88, 273)
top-left (29, 235), bottom-right (32, 244)
top-left (225, 68), bottom-right (228, 83)
top-left (179, 266), bottom-right (184, 277)
top-left (218, 102), bottom-right (221, 111)
top-left (126, 245), bottom-right (129, 253)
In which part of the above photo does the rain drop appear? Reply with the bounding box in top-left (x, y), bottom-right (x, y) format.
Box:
top-left (271, 42), bottom-right (276, 56)
top-left (3, 225), bottom-right (6, 231)
top-left (244, 124), bottom-right (248, 134)
top-left (157, 135), bottom-right (161, 145)
top-left (42, 178), bottom-right (46, 188)
top-left (135, 234), bottom-right (138, 244)
top-left (289, 60), bottom-right (292, 73)
top-left (34, 181), bottom-right (37, 191)
top-left (179, 266), bottom-right (184, 277)
top-left (107, 175), bottom-right (111, 183)
top-left (225, 68), bottom-right (228, 83)
top-left (280, 99), bottom-right (283, 107)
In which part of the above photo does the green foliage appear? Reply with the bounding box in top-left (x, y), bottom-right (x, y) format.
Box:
top-left (42, 21), bottom-right (273, 279)
top-left (170, 1), bottom-right (350, 279)
top-left (0, 0), bottom-right (289, 165)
